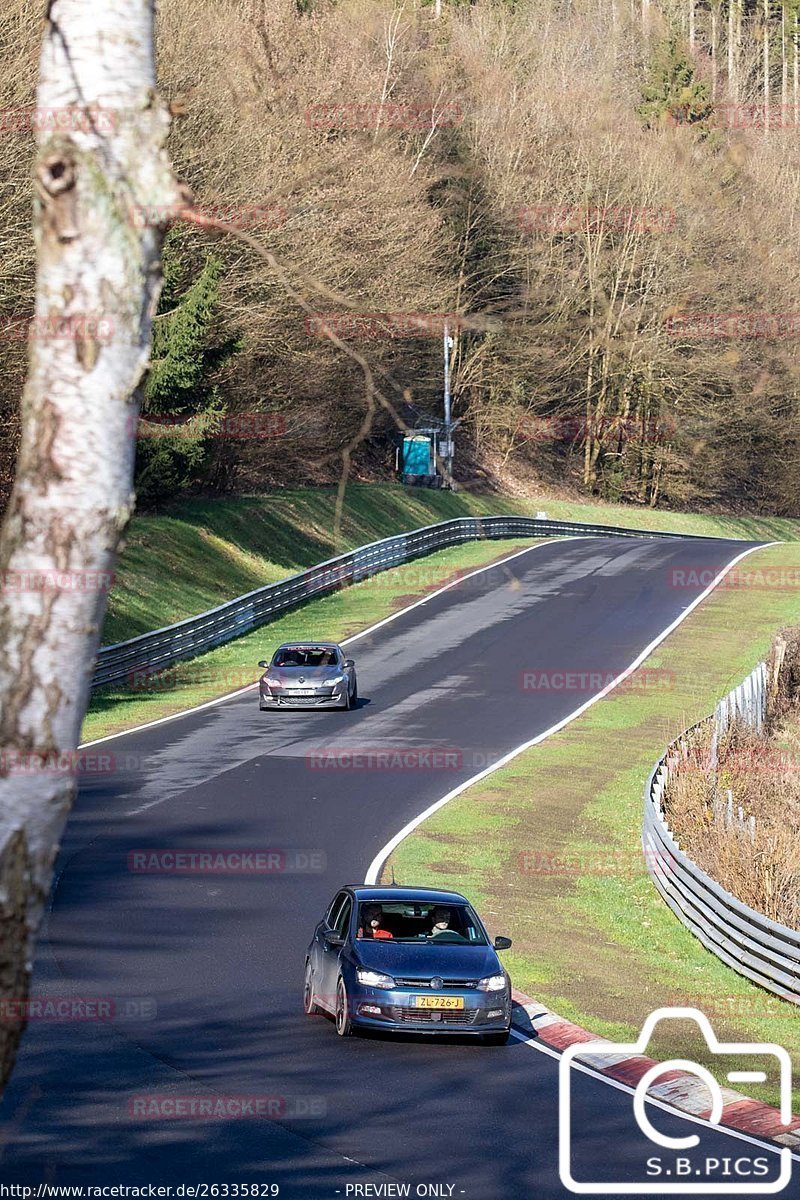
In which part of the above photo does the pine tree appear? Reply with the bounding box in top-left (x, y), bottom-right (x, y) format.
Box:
top-left (135, 233), bottom-right (240, 505)
top-left (637, 34), bottom-right (713, 126)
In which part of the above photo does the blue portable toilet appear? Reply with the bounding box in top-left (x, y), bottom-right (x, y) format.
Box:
top-left (402, 435), bottom-right (433, 481)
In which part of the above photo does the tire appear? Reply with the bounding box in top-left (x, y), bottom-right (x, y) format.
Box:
top-left (351, 678), bottom-right (358, 706)
top-left (303, 961), bottom-right (321, 1016)
top-left (482, 1030), bottom-right (510, 1046)
top-left (335, 977), bottom-right (353, 1037)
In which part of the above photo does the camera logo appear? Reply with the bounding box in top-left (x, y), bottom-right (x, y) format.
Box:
top-left (559, 1007), bottom-right (793, 1194)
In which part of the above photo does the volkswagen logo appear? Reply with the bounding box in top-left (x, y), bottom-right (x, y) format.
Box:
top-left (430, 976), bottom-right (443, 990)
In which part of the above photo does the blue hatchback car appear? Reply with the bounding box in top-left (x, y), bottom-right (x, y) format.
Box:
top-left (303, 886), bottom-right (513, 1043)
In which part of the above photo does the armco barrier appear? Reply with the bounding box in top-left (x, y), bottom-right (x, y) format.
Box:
top-left (643, 663), bottom-right (800, 1005)
top-left (92, 514), bottom-right (727, 691)
top-left (0, 827), bottom-right (29, 1093)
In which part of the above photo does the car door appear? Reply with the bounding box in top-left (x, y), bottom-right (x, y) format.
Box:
top-left (319, 891), bottom-right (352, 1006)
top-left (308, 891), bottom-right (343, 1011)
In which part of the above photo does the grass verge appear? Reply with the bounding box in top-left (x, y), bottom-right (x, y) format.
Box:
top-left (83, 537), bottom-right (540, 743)
top-left (386, 541), bottom-right (800, 1109)
top-left (105, 484), bottom-right (800, 646)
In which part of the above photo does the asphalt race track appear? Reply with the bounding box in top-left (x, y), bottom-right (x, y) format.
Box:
top-left (1, 535), bottom-right (792, 1199)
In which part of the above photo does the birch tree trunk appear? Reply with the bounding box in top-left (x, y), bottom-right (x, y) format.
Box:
top-left (728, 0), bottom-right (737, 97)
top-left (782, 4), bottom-right (789, 113)
top-left (764, 0), bottom-right (771, 128)
top-left (0, 0), bottom-right (180, 1095)
top-left (795, 9), bottom-right (799, 123)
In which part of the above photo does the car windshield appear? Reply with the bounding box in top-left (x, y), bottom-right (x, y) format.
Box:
top-left (272, 646), bottom-right (339, 668)
top-left (356, 902), bottom-right (487, 945)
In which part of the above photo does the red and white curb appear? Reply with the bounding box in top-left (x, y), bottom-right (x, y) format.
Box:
top-left (511, 989), bottom-right (800, 1149)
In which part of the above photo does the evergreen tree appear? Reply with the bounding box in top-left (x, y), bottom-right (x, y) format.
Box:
top-left (637, 34), bottom-right (713, 126)
top-left (135, 234), bottom-right (240, 505)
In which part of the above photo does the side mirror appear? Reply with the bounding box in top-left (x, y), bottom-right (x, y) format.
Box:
top-left (344, 659), bottom-right (355, 669)
top-left (258, 661), bottom-right (268, 669)
top-left (494, 936), bottom-right (512, 950)
top-left (324, 930), bottom-right (345, 947)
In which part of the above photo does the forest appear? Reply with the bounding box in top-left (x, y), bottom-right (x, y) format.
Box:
top-left (1, 0), bottom-right (800, 512)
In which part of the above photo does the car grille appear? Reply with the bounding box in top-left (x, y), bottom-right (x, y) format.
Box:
top-left (393, 977), bottom-right (479, 989)
top-left (389, 1006), bottom-right (479, 1026)
top-left (283, 688), bottom-right (334, 697)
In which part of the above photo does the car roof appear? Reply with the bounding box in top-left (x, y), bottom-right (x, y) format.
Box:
top-left (276, 641), bottom-right (342, 650)
top-left (348, 885), bottom-right (470, 905)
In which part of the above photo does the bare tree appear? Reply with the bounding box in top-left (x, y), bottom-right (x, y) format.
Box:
top-left (0, 0), bottom-right (180, 1094)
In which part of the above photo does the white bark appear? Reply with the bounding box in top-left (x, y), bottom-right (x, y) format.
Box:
top-left (764, 0), bottom-right (771, 129)
top-left (794, 10), bottom-right (798, 124)
top-left (0, 0), bottom-right (180, 1043)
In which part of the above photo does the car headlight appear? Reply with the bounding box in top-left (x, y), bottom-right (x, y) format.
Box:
top-left (326, 674), bottom-right (346, 686)
top-left (477, 974), bottom-right (507, 992)
top-left (356, 969), bottom-right (395, 989)
top-left (264, 676), bottom-right (281, 688)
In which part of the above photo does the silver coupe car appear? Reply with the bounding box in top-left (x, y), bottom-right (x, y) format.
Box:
top-left (258, 642), bottom-right (358, 710)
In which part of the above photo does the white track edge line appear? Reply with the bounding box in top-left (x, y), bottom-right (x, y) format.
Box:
top-left (364, 539), bottom-right (775, 884)
top-left (509, 1030), bottom-right (800, 1164)
top-left (79, 537), bottom-right (580, 749)
top-left (361, 539), bottom-right (784, 1156)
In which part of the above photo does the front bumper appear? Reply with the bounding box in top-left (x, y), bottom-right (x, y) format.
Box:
top-left (348, 986), bottom-right (511, 1034)
top-left (260, 687), bottom-right (346, 709)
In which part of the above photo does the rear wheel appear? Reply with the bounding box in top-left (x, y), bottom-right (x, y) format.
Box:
top-left (303, 962), bottom-right (321, 1016)
top-left (335, 977), bottom-right (353, 1036)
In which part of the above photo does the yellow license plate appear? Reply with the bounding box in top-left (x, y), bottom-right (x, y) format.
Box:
top-left (413, 995), bottom-right (464, 1009)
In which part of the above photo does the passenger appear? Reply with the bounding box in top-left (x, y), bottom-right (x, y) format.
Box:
top-left (358, 904), bottom-right (393, 939)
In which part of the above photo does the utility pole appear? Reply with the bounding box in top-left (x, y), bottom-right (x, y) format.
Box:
top-left (443, 322), bottom-right (454, 484)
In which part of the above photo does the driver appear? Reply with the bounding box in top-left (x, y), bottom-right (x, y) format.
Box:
top-left (429, 906), bottom-right (456, 936)
top-left (358, 904), bottom-right (393, 939)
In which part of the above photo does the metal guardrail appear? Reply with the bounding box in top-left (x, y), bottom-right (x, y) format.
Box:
top-left (643, 663), bottom-right (800, 1004)
top-left (93, 513), bottom-right (726, 692)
